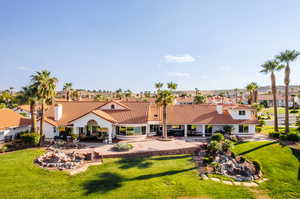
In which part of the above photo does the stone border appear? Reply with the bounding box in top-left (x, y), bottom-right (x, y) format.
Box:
top-left (200, 174), bottom-right (268, 187)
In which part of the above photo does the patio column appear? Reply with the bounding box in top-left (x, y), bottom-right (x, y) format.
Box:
top-left (184, 124), bottom-right (187, 138)
top-left (202, 125), bottom-right (205, 137)
top-left (146, 124), bottom-right (150, 136)
top-left (108, 126), bottom-right (112, 144)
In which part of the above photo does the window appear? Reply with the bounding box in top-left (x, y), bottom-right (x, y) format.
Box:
top-left (79, 127), bottom-right (84, 134)
top-left (154, 114), bottom-right (158, 118)
top-left (53, 127), bottom-right (57, 133)
top-left (238, 125), bottom-right (249, 133)
top-left (111, 104), bottom-right (115, 110)
top-left (0, 131), bottom-right (4, 136)
top-left (239, 110), bottom-right (246, 115)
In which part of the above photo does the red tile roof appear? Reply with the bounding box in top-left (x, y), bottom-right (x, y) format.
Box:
top-left (0, 108), bottom-right (31, 130)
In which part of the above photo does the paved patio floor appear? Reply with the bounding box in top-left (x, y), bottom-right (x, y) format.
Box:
top-left (64, 138), bottom-right (203, 156)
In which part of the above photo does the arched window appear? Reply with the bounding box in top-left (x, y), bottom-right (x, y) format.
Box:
top-left (111, 104), bottom-right (115, 110)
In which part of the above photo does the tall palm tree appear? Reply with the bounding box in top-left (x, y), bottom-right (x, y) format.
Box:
top-left (251, 82), bottom-right (259, 103)
top-left (234, 88), bottom-right (239, 103)
top-left (18, 86), bottom-right (39, 132)
top-left (260, 60), bottom-right (284, 132)
top-left (31, 70), bottom-right (58, 145)
top-left (63, 82), bottom-right (73, 101)
top-left (155, 82), bottom-right (176, 139)
top-left (155, 82), bottom-right (163, 91)
top-left (276, 49), bottom-right (300, 133)
top-left (167, 82), bottom-right (178, 90)
top-left (246, 83), bottom-right (257, 104)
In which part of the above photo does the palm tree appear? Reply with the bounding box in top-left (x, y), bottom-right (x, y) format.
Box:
top-left (276, 49), bottom-right (300, 133)
top-left (193, 94), bottom-right (206, 104)
top-left (63, 82), bottom-right (73, 101)
top-left (155, 82), bottom-right (176, 139)
top-left (155, 82), bottom-right (163, 91)
top-left (260, 60), bottom-right (284, 132)
top-left (18, 86), bottom-right (38, 132)
top-left (31, 70), bottom-right (58, 145)
top-left (234, 88), bottom-right (239, 103)
top-left (251, 82), bottom-right (259, 103)
top-left (246, 83), bottom-right (258, 104)
top-left (167, 82), bottom-right (178, 90)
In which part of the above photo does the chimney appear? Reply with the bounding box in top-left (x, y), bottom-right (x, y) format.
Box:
top-left (54, 104), bottom-right (62, 121)
top-left (216, 104), bottom-right (223, 114)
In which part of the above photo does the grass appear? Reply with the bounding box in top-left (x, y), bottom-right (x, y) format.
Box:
top-left (232, 141), bottom-right (300, 199)
top-left (261, 107), bottom-right (299, 115)
top-left (0, 149), bottom-right (253, 199)
top-left (0, 141), bottom-right (299, 198)
top-left (260, 125), bottom-right (298, 135)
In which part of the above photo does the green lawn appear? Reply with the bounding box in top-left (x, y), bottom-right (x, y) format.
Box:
top-left (261, 107), bottom-right (299, 115)
top-left (260, 125), bottom-right (298, 135)
top-left (0, 142), bottom-right (299, 199)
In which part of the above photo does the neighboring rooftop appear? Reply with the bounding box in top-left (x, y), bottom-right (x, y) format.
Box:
top-left (0, 108), bottom-right (31, 130)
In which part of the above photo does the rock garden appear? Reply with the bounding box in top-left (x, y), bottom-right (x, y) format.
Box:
top-left (195, 133), bottom-right (263, 184)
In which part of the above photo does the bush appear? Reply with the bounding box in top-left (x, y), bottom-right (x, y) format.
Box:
top-left (211, 133), bottom-right (224, 142)
top-left (208, 140), bottom-right (222, 154)
top-left (113, 143), bottom-right (133, 151)
top-left (252, 160), bottom-right (262, 172)
top-left (0, 145), bottom-right (8, 153)
top-left (69, 133), bottom-right (78, 141)
top-left (258, 120), bottom-right (265, 127)
top-left (285, 132), bottom-right (300, 142)
top-left (202, 156), bottom-right (213, 165)
top-left (223, 125), bottom-right (234, 134)
top-left (269, 131), bottom-right (281, 139)
top-left (20, 132), bottom-right (40, 146)
top-left (256, 126), bottom-right (262, 133)
top-left (222, 140), bottom-right (234, 152)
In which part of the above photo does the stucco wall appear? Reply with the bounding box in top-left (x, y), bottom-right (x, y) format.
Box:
top-left (228, 109), bottom-right (252, 120)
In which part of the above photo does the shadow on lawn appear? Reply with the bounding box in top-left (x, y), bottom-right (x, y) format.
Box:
top-left (117, 156), bottom-right (153, 169)
top-left (82, 167), bottom-right (196, 195)
top-left (291, 149), bottom-right (300, 180)
top-left (238, 141), bottom-right (277, 156)
top-left (151, 155), bottom-right (191, 161)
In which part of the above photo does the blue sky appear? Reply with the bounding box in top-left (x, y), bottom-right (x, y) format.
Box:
top-left (1, 0), bottom-right (300, 92)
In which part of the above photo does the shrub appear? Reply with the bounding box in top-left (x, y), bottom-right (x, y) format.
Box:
top-left (69, 133), bottom-right (78, 141)
top-left (202, 156), bottom-right (213, 165)
top-left (285, 132), bottom-right (300, 142)
top-left (0, 145), bottom-right (8, 153)
top-left (211, 133), bottom-right (224, 142)
top-left (258, 120), bottom-right (265, 127)
top-left (252, 160), bottom-right (262, 172)
top-left (222, 140), bottom-right (234, 152)
top-left (269, 131), bottom-right (280, 139)
top-left (20, 132), bottom-right (40, 146)
top-left (223, 125), bottom-right (234, 134)
top-left (208, 140), bottom-right (222, 154)
top-left (256, 126), bottom-right (262, 133)
top-left (113, 143), bottom-right (133, 151)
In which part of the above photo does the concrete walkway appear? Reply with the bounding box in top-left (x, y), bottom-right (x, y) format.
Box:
top-left (63, 139), bottom-right (203, 157)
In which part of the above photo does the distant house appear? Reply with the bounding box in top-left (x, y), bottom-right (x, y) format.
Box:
top-left (258, 95), bottom-right (295, 107)
top-left (13, 105), bottom-right (31, 118)
top-left (0, 109), bottom-right (31, 142)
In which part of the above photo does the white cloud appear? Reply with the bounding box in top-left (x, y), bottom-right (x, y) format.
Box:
top-left (164, 54), bottom-right (195, 63)
top-left (17, 66), bottom-right (33, 71)
top-left (167, 72), bottom-right (191, 78)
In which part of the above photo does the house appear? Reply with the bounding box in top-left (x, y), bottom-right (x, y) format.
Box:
top-left (13, 105), bottom-right (32, 118)
top-left (38, 100), bottom-right (258, 143)
top-left (0, 108), bottom-right (31, 142)
top-left (258, 94), bottom-right (295, 107)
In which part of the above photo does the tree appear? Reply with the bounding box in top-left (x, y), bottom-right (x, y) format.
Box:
top-left (31, 70), bottom-right (58, 145)
top-left (260, 60), bottom-right (284, 132)
top-left (155, 82), bottom-right (176, 139)
top-left (63, 82), bottom-right (73, 101)
top-left (276, 49), bottom-right (300, 133)
top-left (124, 89), bottom-right (132, 98)
top-left (193, 94), bottom-right (206, 104)
top-left (18, 86), bottom-right (38, 132)
top-left (155, 82), bottom-right (163, 91)
top-left (246, 82), bottom-right (258, 104)
top-left (167, 82), bottom-right (178, 90)
top-left (234, 88), bottom-right (239, 103)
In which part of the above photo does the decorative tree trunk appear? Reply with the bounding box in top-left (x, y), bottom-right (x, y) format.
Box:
top-left (163, 105), bottom-right (167, 139)
top-left (30, 101), bottom-right (37, 132)
top-left (284, 64), bottom-right (290, 133)
top-left (39, 100), bottom-right (45, 146)
top-left (271, 72), bottom-right (279, 132)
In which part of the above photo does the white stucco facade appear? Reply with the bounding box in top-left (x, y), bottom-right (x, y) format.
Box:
top-left (0, 125), bottom-right (31, 142)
